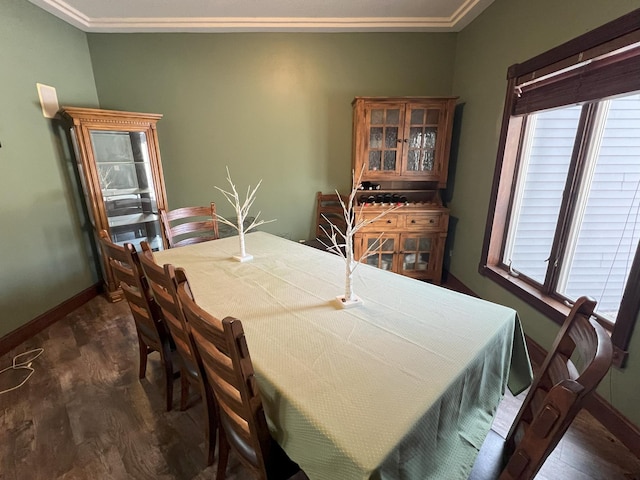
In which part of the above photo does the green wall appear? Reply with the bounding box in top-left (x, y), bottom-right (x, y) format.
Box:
top-left (86, 33), bottom-right (457, 241)
top-left (450, 0), bottom-right (640, 425)
top-left (0, 0), bottom-right (99, 338)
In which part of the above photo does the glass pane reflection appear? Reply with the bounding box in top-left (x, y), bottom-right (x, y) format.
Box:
top-left (381, 238), bottom-right (395, 250)
top-left (91, 131), bottom-right (134, 164)
top-left (369, 151), bottom-right (381, 171)
top-left (385, 127), bottom-right (398, 148)
top-left (426, 109), bottom-right (439, 124)
top-left (411, 109), bottom-right (425, 125)
top-left (416, 255), bottom-right (429, 271)
top-left (370, 127), bottom-right (383, 149)
top-left (386, 109), bottom-right (400, 125)
top-left (381, 254), bottom-right (393, 270)
top-left (408, 150), bottom-right (419, 171)
top-left (419, 238), bottom-right (432, 250)
top-left (403, 253), bottom-right (416, 270)
top-left (97, 163), bottom-right (137, 190)
top-left (422, 151), bottom-right (435, 171)
top-left (404, 237), bottom-right (417, 250)
top-left (371, 109), bottom-right (384, 125)
top-left (425, 128), bottom-right (437, 148)
top-left (409, 127), bottom-right (422, 148)
top-left (383, 151), bottom-right (396, 170)
top-left (367, 237), bottom-right (394, 250)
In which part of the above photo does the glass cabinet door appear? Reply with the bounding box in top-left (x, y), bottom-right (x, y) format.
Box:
top-left (363, 234), bottom-right (397, 271)
top-left (353, 97), bottom-right (456, 187)
top-left (90, 130), bottom-right (163, 251)
top-left (365, 104), bottom-right (405, 176)
top-left (403, 105), bottom-right (441, 175)
top-left (399, 234), bottom-right (436, 276)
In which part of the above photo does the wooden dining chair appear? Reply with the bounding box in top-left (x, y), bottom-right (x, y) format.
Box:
top-left (306, 191), bottom-right (350, 252)
top-left (175, 268), bottom-right (307, 480)
top-left (138, 242), bottom-right (218, 466)
top-left (469, 296), bottom-right (613, 480)
top-left (97, 230), bottom-right (176, 411)
top-left (160, 202), bottom-right (219, 248)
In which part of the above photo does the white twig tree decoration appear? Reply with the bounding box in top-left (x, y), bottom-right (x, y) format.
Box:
top-left (98, 167), bottom-right (113, 191)
top-left (215, 167), bottom-right (276, 262)
top-left (320, 168), bottom-right (400, 308)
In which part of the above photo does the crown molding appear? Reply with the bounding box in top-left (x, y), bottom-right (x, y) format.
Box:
top-left (28, 0), bottom-right (492, 33)
top-left (30, 0), bottom-right (91, 30)
top-left (85, 17), bottom-right (457, 33)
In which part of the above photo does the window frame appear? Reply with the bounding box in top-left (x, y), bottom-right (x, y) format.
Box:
top-left (480, 9), bottom-right (640, 368)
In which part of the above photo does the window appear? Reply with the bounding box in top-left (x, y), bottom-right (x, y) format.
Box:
top-left (480, 9), bottom-right (640, 367)
top-left (505, 94), bottom-right (640, 323)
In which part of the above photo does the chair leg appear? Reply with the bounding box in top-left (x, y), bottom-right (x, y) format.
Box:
top-left (180, 369), bottom-right (190, 411)
top-left (204, 388), bottom-right (218, 466)
top-left (216, 428), bottom-right (230, 480)
top-left (161, 345), bottom-right (174, 412)
top-left (138, 337), bottom-right (149, 379)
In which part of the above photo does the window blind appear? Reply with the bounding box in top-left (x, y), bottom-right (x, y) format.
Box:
top-left (513, 44), bottom-right (640, 115)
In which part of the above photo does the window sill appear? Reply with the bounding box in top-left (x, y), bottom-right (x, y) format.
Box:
top-left (479, 263), bottom-right (628, 368)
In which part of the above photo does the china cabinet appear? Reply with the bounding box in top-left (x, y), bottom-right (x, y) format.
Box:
top-left (351, 97), bottom-right (457, 283)
top-left (352, 97), bottom-right (457, 188)
top-left (60, 107), bottom-right (168, 301)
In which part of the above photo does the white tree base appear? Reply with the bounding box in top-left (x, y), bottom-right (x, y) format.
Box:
top-left (233, 254), bottom-right (253, 262)
top-left (334, 295), bottom-right (363, 309)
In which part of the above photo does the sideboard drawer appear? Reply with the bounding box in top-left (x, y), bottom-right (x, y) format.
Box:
top-left (404, 212), bottom-right (447, 231)
top-left (358, 212), bottom-right (399, 230)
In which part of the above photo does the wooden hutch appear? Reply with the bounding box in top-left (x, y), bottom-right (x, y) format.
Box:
top-left (351, 97), bottom-right (457, 284)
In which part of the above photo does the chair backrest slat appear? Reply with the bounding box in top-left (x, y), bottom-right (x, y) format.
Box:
top-left (545, 354), bottom-right (574, 388)
top-left (160, 203), bottom-right (219, 248)
top-left (194, 333), bottom-right (245, 410)
top-left (568, 316), bottom-right (599, 372)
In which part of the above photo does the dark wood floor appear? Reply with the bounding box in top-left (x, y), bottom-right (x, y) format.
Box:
top-left (1, 294), bottom-right (639, 479)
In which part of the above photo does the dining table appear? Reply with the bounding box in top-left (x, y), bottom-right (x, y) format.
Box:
top-left (154, 231), bottom-right (532, 480)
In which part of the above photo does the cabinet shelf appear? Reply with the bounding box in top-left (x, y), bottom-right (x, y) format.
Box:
top-left (96, 160), bottom-right (151, 165)
top-left (358, 188), bottom-right (435, 193)
top-left (357, 202), bottom-right (442, 208)
top-left (115, 234), bottom-right (163, 251)
top-left (356, 189), bottom-right (443, 208)
top-left (108, 212), bottom-right (160, 228)
top-left (102, 187), bottom-right (154, 198)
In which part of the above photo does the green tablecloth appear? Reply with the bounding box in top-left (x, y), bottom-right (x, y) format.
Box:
top-left (155, 232), bottom-right (532, 480)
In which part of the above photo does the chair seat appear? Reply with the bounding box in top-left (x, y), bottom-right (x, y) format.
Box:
top-left (468, 429), bottom-right (506, 480)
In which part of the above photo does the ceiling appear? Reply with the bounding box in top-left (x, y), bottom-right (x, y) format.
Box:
top-left (27, 0), bottom-right (494, 33)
